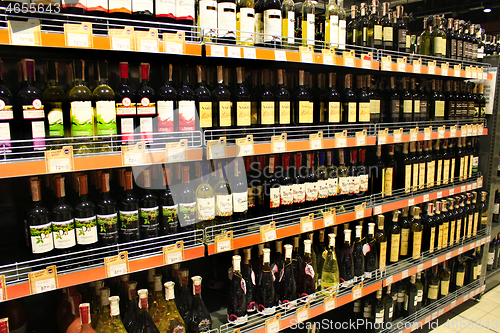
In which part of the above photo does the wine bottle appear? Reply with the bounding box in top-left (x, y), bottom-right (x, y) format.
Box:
top-left (43, 61), bottom-right (66, 142)
top-left (357, 3), bottom-right (369, 47)
top-left (187, 276), bottom-right (212, 332)
top-left (214, 162), bottom-right (233, 224)
top-left (263, 0), bottom-right (281, 46)
top-left (374, 215), bottom-right (387, 270)
top-left (321, 233), bottom-right (340, 291)
top-left (265, 156), bottom-right (280, 214)
top-left (156, 64), bottom-right (177, 134)
top-left (426, 266), bottom-right (439, 304)
top-left (0, 59), bottom-right (13, 153)
top-left (279, 154), bottom-right (294, 211)
top-left (337, 149), bottom-right (349, 200)
top-left (18, 59), bottom-right (46, 151)
top-left (123, 281), bottom-right (139, 332)
top-left (119, 170), bottom-right (140, 242)
top-left (339, 229), bottom-right (354, 286)
top-left (139, 170), bottom-right (159, 239)
top-left (349, 149), bottom-right (360, 195)
top-left (230, 67), bottom-right (251, 129)
top-left (342, 74), bottom-right (357, 123)
top-left (159, 167), bottom-right (179, 235)
top-left (281, 0), bottom-right (295, 47)
top-left (116, 62), bottom-right (136, 144)
top-left (242, 248), bottom-right (257, 313)
top-left (382, 145), bottom-right (396, 198)
top-left (399, 207), bottom-right (410, 259)
top-left (133, 289), bottom-right (160, 333)
top-left (424, 140), bottom-right (435, 189)
top-left (410, 207), bottom-right (423, 259)
top-left (293, 153), bottom-right (306, 209)
top-left (424, 202), bottom-right (436, 253)
top-left (95, 288), bottom-right (111, 332)
top-left (27, 178), bottom-right (53, 256)
top-left (298, 239), bottom-right (316, 299)
top-left (227, 255), bottom-right (247, 324)
top-left (480, 191), bottom-right (488, 230)
top-left (178, 166), bottom-right (197, 231)
top-left (294, 70), bottom-right (312, 125)
top-left (374, 289), bottom-right (384, 326)
top-left (93, 61), bottom-right (116, 149)
top-left (279, 244), bottom-right (297, 308)
top-left (301, 0), bottom-right (315, 46)
top-left (150, 275), bottom-right (167, 325)
top-left (97, 173), bottom-right (118, 246)
top-left (352, 225), bottom-right (365, 278)
top-left (326, 151), bottom-right (338, 201)
top-left (439, 262), bottom-right (451, 299)
top-left (212, 66), bottom-right (232, 130)
top-left (347, 5), bottom-right (359, 46)
top-left (305, 153), bottom-right (318, 205)
top-left (51, 176), bottom-right (76, 253)
top-left (364, 222), bottom-right (377, 277)
top-left (217, 0), bottom-right (237, 43)
top-left (257, 248), bottom-right (276, 314)
top-left (74, 174), bottom-right (98, 249)
top-left (389, 211), bottom-right (400, 264)
top-left (136, 63), bottom-right (156, 143)
top-left (383, 284), bottom-right (394, 323)
top-left (196, 162), bottom-right (215, 228)
top-left (158, 282), bottom-right (187, 333)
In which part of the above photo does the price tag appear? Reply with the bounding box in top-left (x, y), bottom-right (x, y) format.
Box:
top-left (309, 131), bottom-right (323, 150)
top-left (271, 133), bottom-right (287, 153)
top-left (478, 176), bottom-right (483, 188)
top-left (215, 231), bottom-right (233, 253)
top-left (451, 300), bottom-right (457, 308)
top-left (424, 126), bottom-right (432, 141)
top-left (479, 124), bottom-right (484, 135)
top-left (424, 194), bottom-right (429, 202)
top-left (166, 139), bottom-right (188, 163)
top-left (467, 184), bottom-right (472, 191)
top-left (324, 293), bottom-right (337, 312)
top-left (210, 45), bottom-right (225, 57)
top-left (243, 47), bottom-right (256, 59)
top-left (0, 276), bottom-right (6, 301)
top-left (450, 125), bottom-right (457, 137)
top-left (437, 191), bottom-right (443, 199)
top-left (335, 130), bottom-right (347, 148)
top-left (296, 303), bottom-right (310, 323)
top-left (446, 252), bottom-right (451, 260)
top-left (374, 206), bottom-right (382, 215)
top-left (467, 125), bottom-right (473, 137)
top-left (449, 188), bottom-right (455, 195)
top-left (355, 203), bottom-right (366, 219)
top-left (164, 31), bottom-right (185, 54)
top-left (356, 130), bottom-right (367, 146)
top-left (361, 53), bottom-right (372, 69)
top-left (322, 49), bottom-right (335, 65)
top-left (417, 264), bottom-right (424, 272)
top-left (402, 269), bottom-right (409, 279)
top-left (104, 252), bottom-right (129, 278)
top-left (458, 247), bottom-right (464, 254)
top-left (466, 66), bottom-right (473, 78)
top-left (134, 29), bottom-right (159, 52)
top-left (378, 128), bottom-right (389, 145)
top-left (121, 142), bottom-right (146, 166)
top-left (472, 182), bottom-right (477, 190)
top-left (461, 125), bottom-right (467, 137)
top-left (464, 294), bottom-right (469, 301)
top-left (352, 282), bottom-right (363, 300)
top-left (472, 125), bottom-right (478, 136)
top-left (28, 266), bottom-right (58, 295)
top-left (300, 46), bottom-right (314, 63)
top-left (461, 185), bottom-right (466, 193)
top-left (397, 57), bottom-right (407, 72)
top-left (300, 214), bottom-right (315, 233)
top-left (454, 64), bottom-right (462, 77)
top-left (8, 19), bottom-right (42, 46)
top-left (432, 258), bottom-right (438, 266)
top-left (428, 61), bottom-right (436, 75)
top-left (410, 127), bottom-right (419, 141)
top-left (343, 50), bottom-right (355, 67)
top-left (385, 275), bottom-right (393, 286)
top-left (234, 135), bottom-right (254, 157)
top-left (323, 208), bottom-right (336, 227)
top-left (64, 22), bottom-right (93, 48)
top-left (408, 198), bottom-right (415, 206)
top-left (110, 27), bottom-right (134, 51)
top-left (424, 316), bottom-right (431, 324)
top-left (438, 309), bottom-right (444, 317)
top-left (223, 46), bottom-right (240, 58)
top-left (163, 241), bottom-right (184, 265)
top-left (274, 50), bottom-right (287, 61)
top-left (438, 126), bottom-right (445, 139)
top-left (393, 128), bottom-right (403, 143)
top-left (441, 62), bottom-right (449, 76)
top-left (487, 235), bottom-right (491, 243)
top-left (260, 222), bottom-right (277, 243)
top-left (381, 56), bottom-right (392, 71)
top-left (207, 137), bottom-right (227, 159)
top-left (413, 59), bottom-right (422, 73)
top-left (265, 314), bottom-right (281, 333)
top-left (45, 146), bottom-right (74, 173)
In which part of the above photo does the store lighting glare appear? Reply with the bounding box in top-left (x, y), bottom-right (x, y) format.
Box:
top-left (484, 8), bottom-right (492, 12)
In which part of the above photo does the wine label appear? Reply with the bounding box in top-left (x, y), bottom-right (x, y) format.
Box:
top-left (400, 229), bottom-right (409, 256)
top-left (436, 160), bottom-right (442, 186)
top-left (429, 226), bottom-right (436, 253)
top-left (178, 100), bottom-right (196, 131)
top-left (270, 187), bottom-right (280, 208)
top-left (155, 0), bottom-right (175, 17)
top-left (175, 0), bottom-right (194, 21)
top-left (390, 234), bottom-right (400, 262)
top-left (383, 167), bottom-right (393, 196)
top-left (30, 222), bottom-right (54, 254)
top-left (450, 220), bottom-right (455, 245)
top-left (456, 219), bottom-right (462, 242)
top-left (489, 253), bottom-right (495, 266)
top-left (140, 117), bottom-right (153, 142)
top-left (120, 118), bottom-right (134, 143)
top-left (358, 102), bottom-right (370, 122)
top-left (327, 178), bottom-right (338, 196)
top-left (162, 205), bottom-right (178, 230)
top-left (75, 216), bottom-right (98, 245)
top-left (350, 176), bottom-right (361, 194)
top-left (405, 165), bottom-right (412, 193)
top-left (263, 9), bottom-right (281, 43)
top-left (0, 123), bottom-right (11, 152)
top-left (338, 177), bottom-right (349, 195)
top-left (217, 2), bottom-right (236, 38)
top-left (383, 26), bottom-right (393, 41)
top-left (293, 184), bottom-right (305, 204)
top-left (116, 98), bottom-right (136, 115)
top-left (238, 7), bottom-right (255, 42)
top-left (97, 213), bottom-right (119, 241)
top-left (428, 284), bottom-right (438, 300)
top-left (140, 206), bottom-right (159, 234)
top-left (199, 0), bottom-right (217, 30)
top-left (132, 0), bottom-right (153, 14)
top-left (52, 219), bottom-right (76, 249)
top-left (233, 192), bottom-right (248, 213)
top-left (318, 180), bottom-right (329, 198)
top-left (280, 185), bottom-right (294, 206)
top-left (199, 101), bottom-right (213, 128)
top-left (216, 194), bottom-right (233, 216)
top-left (412, 231), bottom-right (422, 258)
top-left (463, 156), bottom-right (469, 180)
top-left (369, 99), bottom-right (380, 117)
top-left (443, 159), bottom-right (450, 184)
top-left (473, 212), bottom-right (479, 236)
top-left (456, 271), bottom-right (465, 287)
top-left (426, 161), bottom-right (435, 188)
top-left (279, 101), bottom-right (290, 125)
top-left (179, 202), bottom-right (196, 226)
top-left (459, 157), bottom-right (465, 181)
top-left (247, 187), bottom-right (256, 208)
top-left (119, 210), bottom-right (140, 238)
top-left (305, 182), bottom-right (318, 202)
top-left (437, 224), bottom-right (443, 250)
top-left (347, 102), bottom-right (356, 122)
top-left (31, 121), bottom-right (46, 150)
top-left (414, 100), bottom-right (420, 114)
top-left (494, 204), bottom-right (499, 215)
top-left (96, 100), bottom-right (117, 135)
top-left (412, 163), bottom-right (419, 191)
top-left (219, 101), bottom-right (232, 127)
top-left (467, 214), bottom-right (473, 238)
top-left (443, 222), bottom-right (449, 248)
top-left (304, 13), bottom-right (315, 44)
top-left (236, 101), bottom-right (251, 126)
top-left (379, 241), bottom-right (387, 269)
top-left (197, 197), bottom-right (215, 221)
top-left (298, 101), bottom-right (310, 124)
top-left (418, 163), bottom-right (426, 189)
top-left (157, 100), bottom-right (174, 133)
top-left (261, 101), bottom-right (275, 125)
top-left (47, 103), bottom-right (64, 137)
top-left (257, 185), bottom-right (264, 206)
top-left (71, 101), bottom-right (93, 137)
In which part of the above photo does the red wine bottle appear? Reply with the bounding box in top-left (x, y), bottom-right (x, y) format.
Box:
top-left (177, 65), bottom-right (197, 132)
top-left (339, 229), bottom-right (354, 285)
top-left (175, 268), bottom-right (193, 322)
top-left (257, 248), bottom-right (276, 315)
top-left (52, 176), bottom-right (76, 254)
top-left (97, 173), bottom-right (118, 246)
top-left (242, 248), bottom-right (257, 313)
top-left (159, 167), bottom-right (179, 235)
top-left (0, 59), bottom-right (13, 153)
top-left (27, 177), bottom-right (53, 256)
top-left (279, 154), bottom-right (294, 212)
top-left (157, 64), bottom-right (177, 134)
top-left (115, 62), bottom-right (136, 144)
top-left (133, 289), bottom-right (160, 333)
top-left (136, 63), bottom-right (156, 143)
top-left (298, 239), bottom-right (316, 299)
top-left (74, 174), bottom-right (98, 250)
top-left (227, 255), bottom-right (247, 324)
top-left (293, 153), bottom-right (306, 209)
top-left (278, 244), bottom-right (297, 309)
top-left (119, 171), bottom-right (140, 242)
top-left (187, 276), bottom-right (212, 333)
top-left (352, 225), bottom-right (364, 278)
top-left (139, 170), bottom-right (159, 239)
top-left (265, 155), bottom-right (280, 214)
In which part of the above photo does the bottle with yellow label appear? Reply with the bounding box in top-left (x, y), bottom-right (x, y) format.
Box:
top-left (212, 66), bottom-right (233, 132)
top-left (410, 206), bottom-right (423, 259)
top-left (389, 210), bottom-right (400, 264)
top-left (399, 207), bottom-right (411, 259)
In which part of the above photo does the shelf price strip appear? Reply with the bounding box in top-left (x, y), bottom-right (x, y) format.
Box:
top-left (45, 146), bottom-right (74, 173)
top-left (28, 265), bottom-right (58, 295)
top-left (104, 251), bottom-right (129, 278)
top-left (121, 142), bottom-right (146, 166)
top-left (215, 231), bottom-right (233, 253)
top-left (163, 240), bottom-right (184, 265)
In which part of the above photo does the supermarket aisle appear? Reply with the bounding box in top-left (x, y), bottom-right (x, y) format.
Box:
top-left (427, 284), bottom-right (500, 332)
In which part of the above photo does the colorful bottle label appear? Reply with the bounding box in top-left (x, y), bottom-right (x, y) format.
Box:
top-left (236, 101), bottom-right (251, 126)
top-left (217, 194), bottom-right (233, 216)
top-left (47, 102), bottom-right (64, 137)
top-left (292, 184), bottom-right (305, 203)
top-left (75, 216), bottom-right (98, 245)
top-left (137, 98), bottom-right (156, 115)
top-left (30, 222), bottom-right (54, 253)
top-left (97, 213), bottom-right (119, 239)
top-left (119, 210), bottom-right (139, 235)
top-left (197, 197), bottom-right (215, 220)
top-left (71, 101), bottom-right (94, 137)
top-left (270, 187), bottom-right (280, 208)
top-left (52, 219), bottom-right (76, 249)
top-left (233, 192), bottom-right (248, 212)
top-left (219, 101), bottom-right (232, 127)
top-left (140, 206), bottom-right (159, 232)
top-left (116, 98), bottom-right (136, 115)
top-left (179, 202), bottom-right (197, 226)
top-left (140, 117), bottom-right (153, 142)
top-left (157, 100), bottom-right (174, 132)
top-left (96, 100), bottom-right (117, 135)
top-left (162, 204), bottom-right (178, 229)
top-left (178, 100), bottom-right (196, 131)
top-left (305, 182), bottom-right (318, 201)
top-left (121, 118), bottom-right (135, 143)
top-left (280, 185), bottom-right (294, 206)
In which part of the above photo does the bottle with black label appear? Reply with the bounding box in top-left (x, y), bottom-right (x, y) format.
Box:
top-left (97, 173), bottom-right (118, 246)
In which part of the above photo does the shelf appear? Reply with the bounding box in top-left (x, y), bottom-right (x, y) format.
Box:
top-left (214, 231), bottom-right (490, 333)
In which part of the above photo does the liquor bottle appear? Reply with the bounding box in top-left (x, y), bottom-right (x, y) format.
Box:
top-left (410, 207), bottom-right (423, 259)
top-left (357, 76), bottom-right (370, 123)
top-left (176, 66), bottom-right (197, 133)
top-left (280, 0), bottom-right (295, 48)
top-left (279, 244), bottom-right (297, 308)
top-left (136, 63), bottom-right (156, 143)
top-left (322, 233), bottom-right (340, 290)
top-left (217, 0), bottom-right (237, 43)
top-left (339, 229), bottom-right (354, 285)
top-left (439, 262), bottom-right (451, 299)
top-left (263, 0), bottom-right (281, 46)
top-left (104, 296), bottom-right (128, 333)
top-left (149, 275), bottom-right (167, 324)
top-left (27, 178), bottom-right (53, 256)
top-left (425, 141), bottom-right (435, 188)
top-left (363, 222), bottom-right (377, 277)
top-left (401, 143), bottom-right (412, 194)
top-left (97, 173), bottom-right (118, 246)
top-left (74, 174), bottom-right (98, 249)
top-left (368, 75), bottom-right (381, 124)
top-left (357, 3), bottom-right (369, 47)
top-left (158, 282), bottom-right (187, 333)
top-left (231, 67), bottom-right (251, 128)
top-left (382, 145), bottom-right (396, 198)
top-left (254, 0), bottom-right (264, 46)
top-left (298, 239), bottom-right (316, 298)
top-left (381, 2), bottom-right (392, 50)
top-left (159, 167), bottom-right (179, 235)
top-left (337, 0), bottom-right (347, 49)
top-left (294, 70), bottom-right (312, 125)
top-left (325, 0), bottom-right (339, 49)
top-left (242, 248), bottom-right (257, 313)
top-left (301, 0), bottom-right (315, 46)
top-left (337, 149), bottom-right (349, 200)
top-left (352, 225), bottom-right (365, 278)
top-left (196, 163), bottom-right (215, 229)
top-left (133, 290), bottom-right (160, 333)
top-left (399, 207), bottom-right (410, 260)
top-left (370, 0), bottom-right (382, 48)
top-left (374, 289), bottom-right (384, 325)
top-left (471, 193), bottom-right (479, 237)
top-left (178, 166), bottom-right (197, 231)
top-left (119, 171), bottom-right (139, 242)
top-left (116, 63), bottom-right (136, 144)
top-left (404, 275), bottom-right (418, 316)
top-left (51, 176), bottom-right (76, 253)
top-left (426, 266), bottom-right (439, 304)
top-left (257, 248), bottom-right (276, 314)
top-left (384, 284), bottom-right (394, 323)
top-left (258, 70), bottom-right (275, 127)
top-left (347, 5), bottom-right (358, 46)
top-left (342, 74), bottom-right (357, 123)
top-left (374, 215), bottom-right (388, 270)
top-left (227, 255), bottom-right (247, 324)
top-left (409, 142), bottom-right (418, 192)
top-left (386, 77), bottom-right (400, 123)
top-left (42, 61), bottom-right (66, 143)
top-left (156, 64), bottom-right (177, 134)
top-left (419, 17), bottom-right (431, 55)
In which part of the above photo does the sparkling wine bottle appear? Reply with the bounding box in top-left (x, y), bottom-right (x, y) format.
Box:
top-left (107, 296), bottom-right (128, 333)
top-left (227, 255), bottom-right (247, 324)
top-left (257, 248), bottom-right (276, 315)
top-left (321, 233), bottom-right (340, 291)
top-left (278, 244), bottom-right (297, 309)
top-left (133, 289), bottom-right (160, 333)
top-left (94, 288), bottom-right (111, 333)
top-left (158, 282), bottom-right (187, 333)
top-left (79, 303), bottom-right (97, 333)
top-left (187, 276), bottom-right (212, 333)
top-left (175, 269), bottom-right (193, 323)
top-left (123, 281), bottom-right (139, 333)
top-left (150, 275), bottom-right (167, 325)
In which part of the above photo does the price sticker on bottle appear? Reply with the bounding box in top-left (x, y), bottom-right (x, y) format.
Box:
top-left (0, 276), bottom-right (6, 301)
top-left (324, 292), bottom-right (337, 312)
top-left (393, 128), bottom-right (403, 143)
top-left (260, 222), bottom-right (277, 243)
top-left (309, 132), bottom-right (323, 150)
top-left (424, 126), bottom-right (432, 141)
top-left (296, 303), bottom-right (310, 323)
top-left (265, 314), bottom-right (281, 333)
top-left (413, 59), bottom-right (422, 74)
top-left (441, 62), bottom-right (449, 76)
top-left (28, 266), bottom-right (58, 295)
top-left (454, 64), bottom-right (462, 77)
top-left (271, 133), bottom-right (287, 153)
top-left (356, 130), bottom-right (367, 146)
top-left (163, 241), bottom-right (184, 265)
top-left (45, 146), bottom-right (74, 174)
top-left (164, 31), bottom-right (185, 55)
top-left (378, 128), bottom-right (389, 145)
top-left (397, 57), bottom-right (407, 72)
top-left (300, 214), bottom-right (315, 233)
top-left (335, 130), bottom-right (347, 148)
top-left (354, 203), bottom-right (366, 220)
top-left (323, 208), bottom-right (336, 228)
top-left (64, 22), bottom-right (93, 48)
top-left (410, 127), bottom-right (419, 141)
top-left (104, 252), bottom-right (129, 278)
top-left (121, 142), bottom-right (146, 166)
top-left (166, 139), bottom-right (188, 162)
top-left (236, 135), bottom-right (254, 156)
top-left (109, 27), bottom-right (135, 51)
top-left (215, 231), bottom-right (233, 253)
top-left (300, 46), bottom-right (314, 63)
top-left (207, 137), bottom-right (227, 159)
top-left (352, 282), bottom-right (363, 300)
top-left (428, 61), bottom-right (436, 75)
top-left (322, 49), bottom-right (335, 65)
top-left (381, 56), bottom-right (392, 71)
top-left (8, 19), bottom-right (42, 46)
top-left (438, 126), bottom-right (446, 139)
top-left (361, 53), bottom-right (372, 69)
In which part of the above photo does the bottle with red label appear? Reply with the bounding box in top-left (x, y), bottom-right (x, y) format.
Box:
top-left (0, 59), bottom-right (13, 154)
top-left (177, 65), bottom-right (197, 132)
top-left (136, 63), bottom-right (156, 143)
top-left (116, 62), bottom-right (137, 144)
top-left (157, 64), bottom-right (177, 134)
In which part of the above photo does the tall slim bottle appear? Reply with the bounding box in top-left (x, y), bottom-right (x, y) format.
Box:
top-left (263, 0), bottom-right (281, 46)
top-left (301, 0), bottom-right (315, 46)
top-left (116, 63), bottom-right (136, 144)
top-left (74, 174), bottom-right (98, 249)
top-left (279, 244), bottom-right (297, 308)
top-left (227, 255), bottom-right (247, 324)
top-left (157, 64), bottom-right (177, 134)
top-left (257, 248), bottom-right (276, 314)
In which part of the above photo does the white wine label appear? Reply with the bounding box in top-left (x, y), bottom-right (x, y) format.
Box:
top-left (318, 180), bottom-right (329, 198)
top-left (339, 177), bottom-right (349, 195)
top-left (96, 100), bottom-right (117, 135)
top-left (155, 0), bottom-right (175, 17)
top-left (132, 0), bottom-right (153, 13)
top-left (140, 117), bottom-right (153, 142)
top-left (327, 178), bottom-right (338, 196)
top-left (30, 222), bottom-right (54, 254)
top-left (305, 182), bottom-right (318, 201)
top-left (233, 192), bottom-right (248, 213)
top-left (52, 219), bottom-right (76, 249)
top-left (270, 187), bottom-right (280, 208)
top-left (178, 100), bottom-right (196, 131)
top-left (239, 8), bottom-right (255, 41)
top-left (293, 184), bottom-right (305, 204)
top-left (263, 9), bottom-right (281, 42)
top-left (197, 197), bottom-right (215, 221)
top-left (71, 101), bottom-right (93, 137)
top-left (284, 11), bottom-right (295, 44)
top-left (280, 185), bottom-right (294, 206)
top-left (199, 0), bottom-right (218, 30)
top-left (338, 20), bottom-right (346, 49)
top-left (217, 194), bottom-right (233, 216)
top-left (329, 15), bottom-right (339, 45)
top-left (175, 0), bottom-right (194, 20)
top-left (217, 2), bottom-right (237, 38)
top-left (75, 216), bottom-right (98, 245)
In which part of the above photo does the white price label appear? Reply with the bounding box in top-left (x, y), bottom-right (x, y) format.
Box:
top-left (296, 308), bottom-right (309, 323)
top-left (458, 247), bottom-right (463, 254)
top-left (11, 31), bottom-right (36, 46)
top-left (301, 222), bottom-right (314, 233)
top-left (398, 62), bottom-right (406, 72)
top-left (301, 52), bottom-right (313, 63)
top-left (410, 132), bottom-right (418, 141)
top-left (238, 144), bottom-right (254, 156)
top-left (461, 185), bottom-right (466, 192)
top-left (210, 145), bottom-right (225, 159)
top-left (356, 135), bottom-right (366, 146)
top-left (49, 158), bottom-right (72, 173)
top-left (226, 46), bottom-right (241, 58)
top-left (167, 149), bottom-right (185, 162)
top-left (424, 316), bottom-right (430, 324)
top-left (437, 192), bottom-right (442, 199)
top-left (67, 33), bottom-right (89, 47)
top-left (478, 178), bottom-right (483, 188)
top-left (467, 128), bottom-right (473, 136)
top-left (310, 139), bottom-right (322, 150)
top-left (451, 300), bottom-right (457, 308)
top-left (165, 42), bottom-right (183, 54)
top-left (140, 39), bottom-right (158, 53)
top-left (109, 263), bottom-right (128, 277)
top-left (455, 69), bottom-right (461, 77)
top-left (336, 138), bottom-right (347, 148)
top-left (111, 38), bottom-right (131, 51)
top-left (417, 264), bottom-right (424, 272)
top-left (374, 206), bottom-right (382, 215)
top-left (438, 129), bottom-right (445, 139)
top-left (464, 294), bottom-right (469, 301)
top-left (355, 209), bottom-right (364, 219)
top-left (217, 240), bottom-right (231, 252)
top-left (275, 50), bottom-right (287, 61)
top-left (210, 45), bottom-right (225, 57)
top-left (378, 136), bottom-right (386, 145)
top-left (467, 184), bottom-right (472, 191)
top-left (413, 64), bottom-right (421, 73)
top-left (385, 275), bottom-right (393, 285)
top-left (432, 258), bottom-right (438, 266)
top-left (424, 194), bottom-right (429, 202)
top-left (344, 57), bottom-right (354, 67)
top-left (324, 215), bottom-right (334, 227)
top-left (472, 182), bottom-right (477, 190)
top-left (428, 66), bottom-right (435, 75)
top-left (438, 309), bottom-right (444, 317)
top-left (451, 128), bottom-right (457, 137)
top-left (472, 128), bottom-right (478, 136)
top-left (382, 61), bottom-right (391, 71)
top-left (487, 235), bottom-right (491, 242)
top-left (267, 321), bottom-right (280, 333)
top-left (431, 312), bottom-right (437, 320)
top-left (35, 278), bottom-right (56, 293)
top-left (265, 230), bottom-right (277, 242)
top-left (167, 251), bottom-right (183, 264)
top-left (408, 198), bottom-right (415, 206)
top-left (362, 59), bottom-right (371, 69)
top-left (394, 133), bottom-right (402, 143)
top-left (449, 188), bottom-right (455, 195)
top-left (243, 47), bottom-right (257, 59)
top-left (324, 298), bottom-right (336, 311)
top-left (124, 152), bottom-right (143, 166)
top-left (323, 55), bottom-right (333, 65)
top-left (446, 252), bottom-right (451, 260)
top-left (424, 132), bottom-right (431, 141)
top-left (352, 288), bottom-right (362, 300)
top-left (273, 141), bottom-right (286, 153)
top-left (402, 270), bottom-right (409, 279)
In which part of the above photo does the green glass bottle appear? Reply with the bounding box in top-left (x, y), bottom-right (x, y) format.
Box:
top-left (196, 163), bottom-right (216, 229)
top-left (107, 296), bottom-right (128, 333)
top-left (92, 61), bottom-right (116, 152)
top-left (321, 233), bottom-right (340, 291)
top-left (43, 61), bottom-right (66, 145)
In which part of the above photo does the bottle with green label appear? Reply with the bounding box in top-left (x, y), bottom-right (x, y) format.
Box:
top-left (140, 169), bottom-right (160, 239)
top-left (74, 174), bottom-right (98, 250)
top-left (92, 61), bottom-right (116, 152)
top-left (43, 61), bottom-right (66, 146)
top-left (119, 170), bottom-right (140, 242)
top-left (51, 176), bottom-right (76, 254)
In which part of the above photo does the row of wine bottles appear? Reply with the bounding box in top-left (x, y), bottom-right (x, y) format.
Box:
top-left (0, 58), bottom-right (485, 153)
top-left (487, 234), bottom-right (500, 271)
